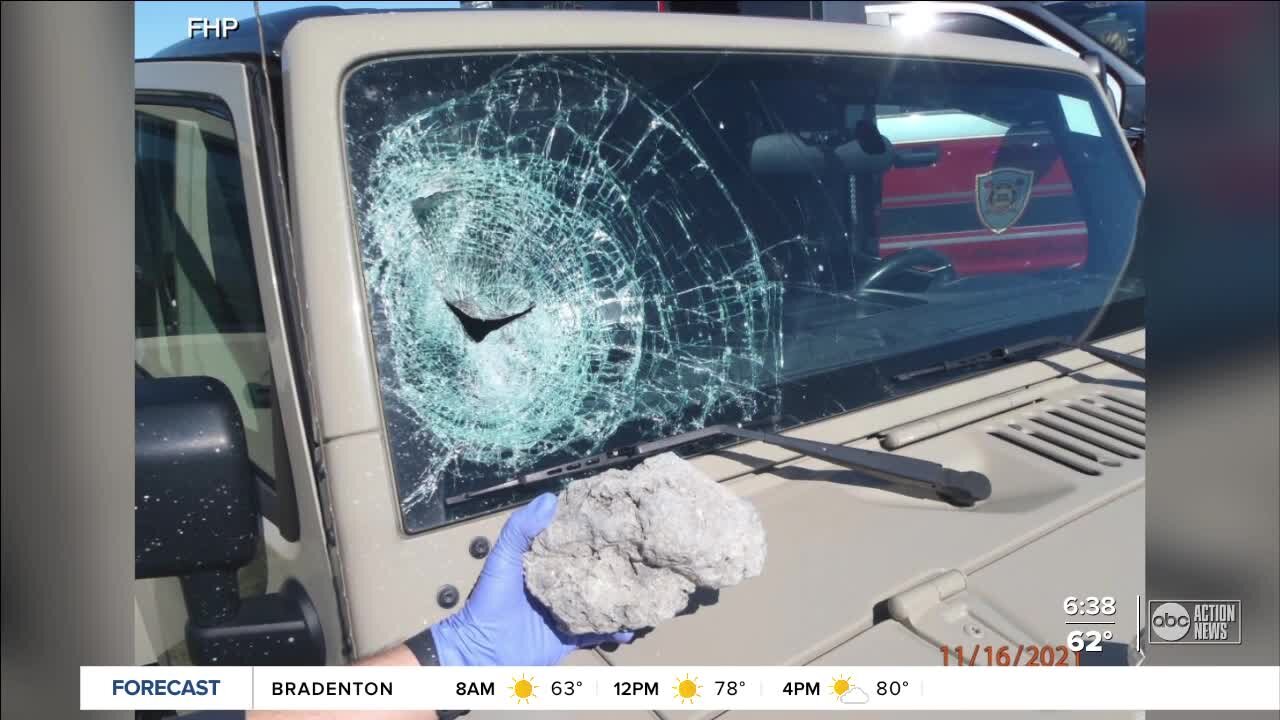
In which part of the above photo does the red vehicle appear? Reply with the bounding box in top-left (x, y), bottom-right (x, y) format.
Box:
top-left (876, 110), bottom-right (1093, 276)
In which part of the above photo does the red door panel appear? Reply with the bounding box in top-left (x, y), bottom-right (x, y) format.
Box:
top-left (879, 132), bottom-right (1088, 275)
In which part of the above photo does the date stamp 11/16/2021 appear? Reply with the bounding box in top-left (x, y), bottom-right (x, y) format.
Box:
top-left (941, 645), bottom-right (1082, 666)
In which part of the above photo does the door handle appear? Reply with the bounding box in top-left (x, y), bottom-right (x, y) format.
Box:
top-left (894, 146), bottom-right (939, 168)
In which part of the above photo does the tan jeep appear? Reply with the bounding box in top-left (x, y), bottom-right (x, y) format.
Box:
top-left (133, 8), bottom-right (1145, 719)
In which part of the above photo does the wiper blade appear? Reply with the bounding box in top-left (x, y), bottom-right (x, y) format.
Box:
top-left (445, 423), bottom-right (992, 508)
top-left (893, 335), bottom-right (1145, 383)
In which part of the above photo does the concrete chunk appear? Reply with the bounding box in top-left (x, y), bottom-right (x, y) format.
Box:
top-left (524, 453), bottom-right (767, 634)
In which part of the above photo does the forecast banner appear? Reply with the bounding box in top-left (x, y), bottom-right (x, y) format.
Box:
top-left (82, 665), bottom-right (1280, 712)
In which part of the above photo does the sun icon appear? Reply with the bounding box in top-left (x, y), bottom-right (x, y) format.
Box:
top-left (830, 674), bottom-right (854, 698)
top-left (508, 673), bottom-right (538, 704)
top-left (673, 674), bottom-right (701, 704)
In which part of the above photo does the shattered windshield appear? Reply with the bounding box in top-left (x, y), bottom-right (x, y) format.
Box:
top-left (342, 51), bottom-right (1143, 532)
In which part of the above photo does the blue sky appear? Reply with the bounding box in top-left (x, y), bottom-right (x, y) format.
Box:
top-left (135, 1), bottom-right (459, 58)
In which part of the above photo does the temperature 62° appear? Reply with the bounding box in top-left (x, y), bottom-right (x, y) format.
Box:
top-left (1068, 630), bottom-right (1112, 651)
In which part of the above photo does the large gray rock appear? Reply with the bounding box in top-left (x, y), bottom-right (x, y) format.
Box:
top-left (523, 452), bottom-right (767, 634)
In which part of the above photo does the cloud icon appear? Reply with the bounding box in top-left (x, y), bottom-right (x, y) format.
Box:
top-left (839, 686), bottom-right (870, 704)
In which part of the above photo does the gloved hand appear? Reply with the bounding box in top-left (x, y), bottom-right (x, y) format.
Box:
top-left (430, 492), bottom-right (634, 666)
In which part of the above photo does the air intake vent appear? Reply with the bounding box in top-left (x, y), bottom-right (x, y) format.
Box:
top-left (988, 391), bottom-right (1145, 476)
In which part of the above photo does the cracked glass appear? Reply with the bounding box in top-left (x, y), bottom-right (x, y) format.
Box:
top-left (342, 52), bottom-right (1143, 532)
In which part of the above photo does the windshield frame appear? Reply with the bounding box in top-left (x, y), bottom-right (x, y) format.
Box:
top-left (334, 45), bottom-right (1143, 535)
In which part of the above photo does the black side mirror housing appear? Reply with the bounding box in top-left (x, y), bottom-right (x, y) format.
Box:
top-left (136, 376), bottom-right (324, 664)
top-left (136, 376), bottom-right (259, 583)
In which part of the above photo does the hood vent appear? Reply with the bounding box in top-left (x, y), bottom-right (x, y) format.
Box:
top-left (989, 391), bottom-right (1145, 476)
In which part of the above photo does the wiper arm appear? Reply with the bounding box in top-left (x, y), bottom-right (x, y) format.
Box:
top-left (1075, 343), bottom-right (1145, 379)
top-left (445, 424), bottom-right (992, 508)
top-left (893, 335), bottom-right (1145, 383)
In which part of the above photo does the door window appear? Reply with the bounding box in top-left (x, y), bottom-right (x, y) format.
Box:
top-left (134, 99), bottom-right (283, 491)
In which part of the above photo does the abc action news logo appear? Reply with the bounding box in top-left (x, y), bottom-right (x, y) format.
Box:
top-left (1149, 600), bottom-right (1243, 644)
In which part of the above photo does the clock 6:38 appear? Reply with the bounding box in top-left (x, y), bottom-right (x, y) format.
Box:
top-left (1063, 596), bottom-right (1116, 616)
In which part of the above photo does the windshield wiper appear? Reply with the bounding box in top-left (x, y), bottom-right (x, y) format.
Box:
top-left (1075, 343), bottom-right (1146, 378)
top-left (892, 335), bottom-right (1145, 383)
top-left (445, 423), bottom-right (992, 509)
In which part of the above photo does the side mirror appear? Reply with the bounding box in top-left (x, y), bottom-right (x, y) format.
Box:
top-left (136, 376), bottom-right (324, 665)
top-left (136, 376), bottom-right (259, 584)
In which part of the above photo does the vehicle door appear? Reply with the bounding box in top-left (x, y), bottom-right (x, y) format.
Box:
top-left (876, 108), bottom-right (1090, 276)
top-left (133, 61), bottom-right (342, 665)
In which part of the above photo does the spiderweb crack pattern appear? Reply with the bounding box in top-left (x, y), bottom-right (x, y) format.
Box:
top-left (352, 56), bottom-right (781, 518)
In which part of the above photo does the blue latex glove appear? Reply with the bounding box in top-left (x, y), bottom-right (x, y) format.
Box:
top-left (430, 493), bottom-right (635, 666)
